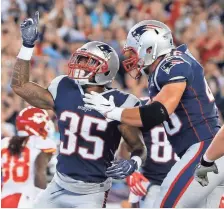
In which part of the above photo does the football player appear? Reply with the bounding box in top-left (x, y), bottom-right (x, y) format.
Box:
top-left (10, 12), bottom-right (147, 207)
top-left (84, 20), bottom-right (224, 207)
top-left (117, 98), bottom-right (178, 208)
top-left (1, 106), bottom-right (56, 208)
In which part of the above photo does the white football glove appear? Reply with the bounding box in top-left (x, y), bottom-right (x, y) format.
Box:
top-left (194, 162), bottom-right (218, 186)
top-left (83, 91), bottom-right (123, 122)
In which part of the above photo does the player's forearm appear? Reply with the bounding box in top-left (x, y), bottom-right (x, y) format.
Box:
top-left (131, 144), bottom-right (147, 166)
top-left (115, 139), bottom-right (131, 160)
top-left (120, 108), bottom-right (143, 127)
top-left (204, 125), bottom-right (224, 161)
top-left (119, 124), bottom-right (147, 165)
top-left (35, 172), bottom-right (48, 189)
top-left (11, 58), bottom-right (30, 88)
top-left (35, 152), bottom-right (52, 189)
top-left (119, 101), bottom-right (169, 131)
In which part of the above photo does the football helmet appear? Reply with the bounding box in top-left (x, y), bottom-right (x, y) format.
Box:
top-left (16, 106), bottom-right (51, 138)
top-left (123, 20), bottom-right (174, 79)
top-left (68, 41), bottom-right (119, 85)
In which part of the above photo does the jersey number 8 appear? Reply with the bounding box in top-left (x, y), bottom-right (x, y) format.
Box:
top-left (1, 147), bottom-right (30, 183)
top-left (59, 111), bottom-right (107, 160)
top-left (150, 126), bottom-right (179, 163)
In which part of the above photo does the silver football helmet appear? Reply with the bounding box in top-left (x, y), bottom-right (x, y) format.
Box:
top-left (123, 20), bottom-right (174, 79)
top-left (68, 41), bottom-right (119, 85)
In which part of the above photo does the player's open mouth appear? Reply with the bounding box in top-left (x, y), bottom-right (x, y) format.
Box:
top-left (73, 69), bottom-right (93, 79)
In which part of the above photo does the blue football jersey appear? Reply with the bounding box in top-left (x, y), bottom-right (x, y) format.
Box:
top-left (48, 76), bottom-right (140, 182)
top-left (140, 99), bottom-right (178, 185)
top-left (148, 45), bottom-right (220, 156)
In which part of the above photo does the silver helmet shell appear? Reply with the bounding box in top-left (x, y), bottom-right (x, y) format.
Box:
top-left (68, 41), bottom-right (119, 85)
top-left (123, 20), bottom-right (174, 78)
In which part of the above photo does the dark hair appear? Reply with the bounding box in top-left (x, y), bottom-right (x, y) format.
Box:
top-left (8, 136), bottom-right (28, 156)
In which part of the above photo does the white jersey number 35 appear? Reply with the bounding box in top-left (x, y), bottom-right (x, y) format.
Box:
top-left (59, 111), bottom-right (107, 160)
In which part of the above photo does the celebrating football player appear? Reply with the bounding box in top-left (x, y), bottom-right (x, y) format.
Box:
top-left (11, 12), bottom-right (147, 208)
top-left (84, 20), bottom-right (224, 207)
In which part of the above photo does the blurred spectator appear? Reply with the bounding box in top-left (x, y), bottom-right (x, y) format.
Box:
top-left (196, 20), bottom-right (224, 64)
top-left (90, 3), bottom-right (112, 28)
top-left (204, 61), bottom-right (224, 119)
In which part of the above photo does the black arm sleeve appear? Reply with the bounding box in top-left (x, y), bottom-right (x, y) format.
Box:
top-left (139, 101), bottom-right (169, 131)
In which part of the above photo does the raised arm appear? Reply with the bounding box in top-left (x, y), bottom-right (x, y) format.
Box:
top-left (11, 12), bottom-right (54, 110)
top-left (11, 59), bottom-right (54, 109)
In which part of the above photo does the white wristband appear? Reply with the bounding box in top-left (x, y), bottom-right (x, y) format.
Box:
top-left (203, 154), bottom-right (214, 163)
top-left (17, 46), bottom-right (34, 60)
top-left (106, 107), bottom-right (124, 122)
top-left (131, 156), bottom-right (142, 170)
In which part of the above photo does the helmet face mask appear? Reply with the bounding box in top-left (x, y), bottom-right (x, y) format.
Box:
top-left (68, 51), bottom-right (109, 83)
top-left (122, 47), bottom-right (144, 80)
top-left (68, 41), bottom-right (119, 86)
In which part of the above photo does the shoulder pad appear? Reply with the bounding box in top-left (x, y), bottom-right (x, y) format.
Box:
top-left (120, 93), bottom-right (141, 108)
top-left (102, 89), bottom-right (141, 108)
top-left (112, 89), bottom-right (141, 108)
top-left (160, 56), bottom-right (189, 75)
top-left (176, 44), bottom-right (188, 53)
top-left (154, 54), bottom-right (192, 90)
top-left (48, 75), bottom-right (67, 100)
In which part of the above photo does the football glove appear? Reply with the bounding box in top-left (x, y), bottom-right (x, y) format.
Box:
top-left (127, 171), bottom-right (149, 196)
top-left (20, 11), bottom-right (39, 48)
top-left (194, 158), bottom-right (218, 187)
top-left (83, 91), bottom-right (123, 121)
top-left (106, 159), bottom-right (138, 179)
top-left (84, 91), bottom-right (115, 114)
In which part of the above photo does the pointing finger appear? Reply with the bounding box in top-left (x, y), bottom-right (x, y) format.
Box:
top-left (34, 11), bottom-right (39, 25)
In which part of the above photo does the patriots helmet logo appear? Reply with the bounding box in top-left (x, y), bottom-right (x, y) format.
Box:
top-left (131, 24), bottom-right (162, 41)
top-left (97, 44), bottom-right (113, 59)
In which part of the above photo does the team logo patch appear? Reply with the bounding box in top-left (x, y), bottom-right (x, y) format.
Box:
top-left (97, 44), bottom-right (113, 59)
top-left (161, 60), bottom-right (184, 74)
top-left (131, 24), bottom-right (162, 41)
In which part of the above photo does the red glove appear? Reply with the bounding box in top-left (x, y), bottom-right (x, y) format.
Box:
top-left (219, 195), bottom-right (224, 208)
top-left (126, 172), bottom-right (149, 196)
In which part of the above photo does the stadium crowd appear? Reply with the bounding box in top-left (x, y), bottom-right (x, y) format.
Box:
top-left (1, 0), bottom-right (224, 205)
